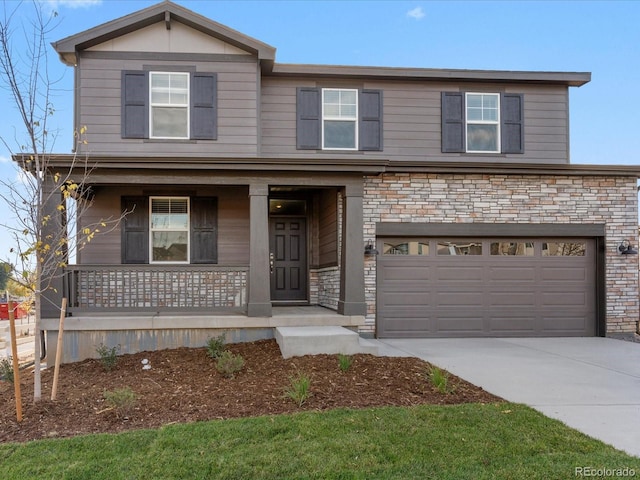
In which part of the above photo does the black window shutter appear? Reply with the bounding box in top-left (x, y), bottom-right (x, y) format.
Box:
top-left (296, 87), bottom-right (321, 149)
top-left (191, 73), bottom-right (218, 140)
top-left (501, 93), bottom-right (524, 154)
top-left (359, 90), bottom-right (383, 151)
top-left (121, 71), bottom-right (149, 139)
top-left (441, 92), bottom-right (465, 153)
top-left (190, 197), bottom-right (218, 264)
top-left (121, 197), bottom-right (149, 264)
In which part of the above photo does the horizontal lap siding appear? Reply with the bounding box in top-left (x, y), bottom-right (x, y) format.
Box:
top-left (261, 78), bottom-right (569, 163)
top-left (77, 186), bottom-right (249, 265)
top-left (77, 57), bottom-right (258, 157)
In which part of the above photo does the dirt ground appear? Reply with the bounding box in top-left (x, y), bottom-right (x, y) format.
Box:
top-left (0, 339), bottom-right (500, 443)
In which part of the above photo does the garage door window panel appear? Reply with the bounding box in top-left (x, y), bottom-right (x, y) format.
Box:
top-left (437, 241), bottom-right (482, 255)
top-left (542, 242), bottom-right (586, 256)
top-left (490, 242), bottom-right (534, 256)
top-left (383, 241), bottom-right (429, 255)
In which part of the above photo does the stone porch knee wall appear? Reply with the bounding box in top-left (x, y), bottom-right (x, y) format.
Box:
top-left (362, 173), bottom-right (639, 336)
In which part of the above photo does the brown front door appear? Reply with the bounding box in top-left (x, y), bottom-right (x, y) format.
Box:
top-left (270, 217), bottom-right (307, 302)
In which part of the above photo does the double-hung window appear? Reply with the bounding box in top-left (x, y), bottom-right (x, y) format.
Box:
top-left (322, 88), bottom-right (358, 150)
top-left (466, 93), bottom-right (500, 153)
top-left (150, 72), bottom-right (189, 139)
top-left (441, 91), bottom-right (524, 154)
top-left (122, 70), bottom-right (217, 140)
top-left (150, 197), bottom-right (189, 263)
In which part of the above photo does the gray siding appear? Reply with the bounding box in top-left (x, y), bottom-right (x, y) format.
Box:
top-left (261, 77), bottom-right (570, 164)
top-left (318, 189), bottom-right (338, 268)
top-left (77, 186), bottom-right (249, 265)
top-left (77, 55), bottom-right (258, 157)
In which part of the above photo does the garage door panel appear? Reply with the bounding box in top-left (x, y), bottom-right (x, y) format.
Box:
top-left (489, 266), bottom-right (536, 282)
top-left (377, 236), bottom-right (595, 338)
top-left (379, 265), bottom-right (431, 281)
top-left (488, 292), bottom-right (536, 307)
top-left (540, 266), bottom-right (588, 282)
top-left (379, 316), bottom-right (432, 337)
top-left (489, 316), bottom-right (536, 333)
top-left (540, 291), bottom-right (588, 306)
top-left (435, 291), bottom-right (485, 306)
top-left (540, 314), bottom-right (593, 334)
top-left (435, 314), bottom-right (484, 333)
top-left (381, 293), bottom-right (432, 307)
top-left (435, 266), bottom-right (484, 281)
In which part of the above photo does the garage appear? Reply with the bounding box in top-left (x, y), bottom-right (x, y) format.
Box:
top-left (377, 236), bottom-right (598, 338)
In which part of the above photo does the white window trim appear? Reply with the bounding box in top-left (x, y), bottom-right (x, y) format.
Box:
top-left (149, 72), bottom-right (190, 140)
top-left (149, 196), bottom-right (190, 264)
top-left (465, 92), bottom-right (500, 154)
top-left (321, 88), bottom-right (358, 151)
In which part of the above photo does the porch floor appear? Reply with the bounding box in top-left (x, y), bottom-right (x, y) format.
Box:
top-left (41, 305), bottom-right (365, 331)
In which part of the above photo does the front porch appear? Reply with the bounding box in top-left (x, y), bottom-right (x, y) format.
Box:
top-left (41, 306), bottom-right (366, 366)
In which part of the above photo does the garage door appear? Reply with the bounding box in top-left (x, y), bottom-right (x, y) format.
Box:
top-left (377, 238), bottom-right (596, 338)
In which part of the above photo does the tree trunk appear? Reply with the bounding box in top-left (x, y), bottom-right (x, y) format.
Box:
top-left (33, 264), bottom-right (42, 402)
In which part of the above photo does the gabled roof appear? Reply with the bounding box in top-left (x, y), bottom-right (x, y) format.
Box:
top-left (52, 1), bottom-right (590, 88)
top-left (52, 0), bottom-right (276, 67)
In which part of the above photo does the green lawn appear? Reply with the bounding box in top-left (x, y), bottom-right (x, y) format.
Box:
top-left (1, 403), bottom-right (638, 479)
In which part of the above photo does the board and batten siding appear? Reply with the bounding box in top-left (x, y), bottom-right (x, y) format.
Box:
top-left (260, 77), bottom-right (569, 164)
top-left (76, 55), bottom-right (259, 157)
top-left (77, 186), bottom-right (249, 265)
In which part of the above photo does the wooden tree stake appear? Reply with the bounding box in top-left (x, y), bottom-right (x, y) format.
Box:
top-left (50, 297), bottom-right (67, 401)
top-left (8, 300), bottom-right (22, 422)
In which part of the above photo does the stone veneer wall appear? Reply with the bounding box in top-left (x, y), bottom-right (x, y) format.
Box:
top-left (309, 191), bottom-right (343, 311)
top-left (314, 266), bottom-right (340, 310)
top-left (362, 173), bottom-right (639, 336)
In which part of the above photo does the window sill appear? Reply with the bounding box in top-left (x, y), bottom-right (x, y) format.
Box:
top-left (144, 139), bottom-right (199, 144)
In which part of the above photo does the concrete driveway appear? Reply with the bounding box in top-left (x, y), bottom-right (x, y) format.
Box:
top-left (376, 337), bottom-right (640, 458)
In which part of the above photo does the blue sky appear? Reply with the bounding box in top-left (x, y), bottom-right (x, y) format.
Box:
top-left (0, 0), bottom-right (639, 261)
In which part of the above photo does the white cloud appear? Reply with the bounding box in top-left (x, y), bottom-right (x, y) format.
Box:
top-left (407, 6), bottom-right (425, 20)
top-left (0, 155), bottom-right (9, 164)
top-left (43, 0), bottom-right (102, 10)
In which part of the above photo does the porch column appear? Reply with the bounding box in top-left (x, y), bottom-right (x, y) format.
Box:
top-left (41, 173), bottom-right (67, 319)
top-left (338, 183), bottom-right (366, 316)
top-left (247, 183), bottom-right (272, 317)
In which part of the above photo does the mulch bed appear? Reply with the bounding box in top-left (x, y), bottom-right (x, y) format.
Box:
top-left (0, 339), bottom-right (500, 443)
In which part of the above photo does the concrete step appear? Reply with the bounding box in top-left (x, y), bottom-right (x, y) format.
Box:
top-left (275, 326), bottom-right (379, 359)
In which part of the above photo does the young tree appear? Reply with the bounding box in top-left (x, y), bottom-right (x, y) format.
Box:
top-left (0, 1), bottom-right (121, 401)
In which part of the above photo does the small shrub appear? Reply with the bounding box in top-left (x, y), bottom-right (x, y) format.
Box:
top-left (428, 366), bottom-right (454, 394)
top-left (96, 343), bottom-right (120, 371)
top-left (284, 372), bottom-right (311, 407)
top-left (206, 334), bottom-right (227, 359)
top-left (103, 387), bottom-right (137, 418)
top-left (0, 357), bottom-right (14, 384)
top-left (338, 354), bottom-right (353, 372)
top-left (216, 350), bottom-right (245, 378)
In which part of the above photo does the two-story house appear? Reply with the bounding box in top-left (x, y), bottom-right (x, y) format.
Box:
top-left (37, 1), bottom-right (639, 364)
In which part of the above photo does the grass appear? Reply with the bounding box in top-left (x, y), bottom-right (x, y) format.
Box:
top-left (283, 372), bottom-right (311, 407)
top-left (428, 365), bottom-right (453, 394)
top-left (338, 354), bottom-right (353, 372)
top-left (1, 403), bottom-right (639, 479)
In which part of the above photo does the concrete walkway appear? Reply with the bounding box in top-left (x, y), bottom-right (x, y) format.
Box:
top-left (374, 337), bottom-right (640, 458)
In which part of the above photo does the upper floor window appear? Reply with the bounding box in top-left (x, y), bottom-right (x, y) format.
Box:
top-left (322, 88), bottom-right (358, 150)
top-left (296, 87), bottom-right (383, 151)
top-left (441, 91), bottom-right (524, 155)
top-left (150, 72), bottom-right (189, 139)
top-left (466, 93), bottom-right (499, 153)
top-left (122, 70), bottom-right (217, 141)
